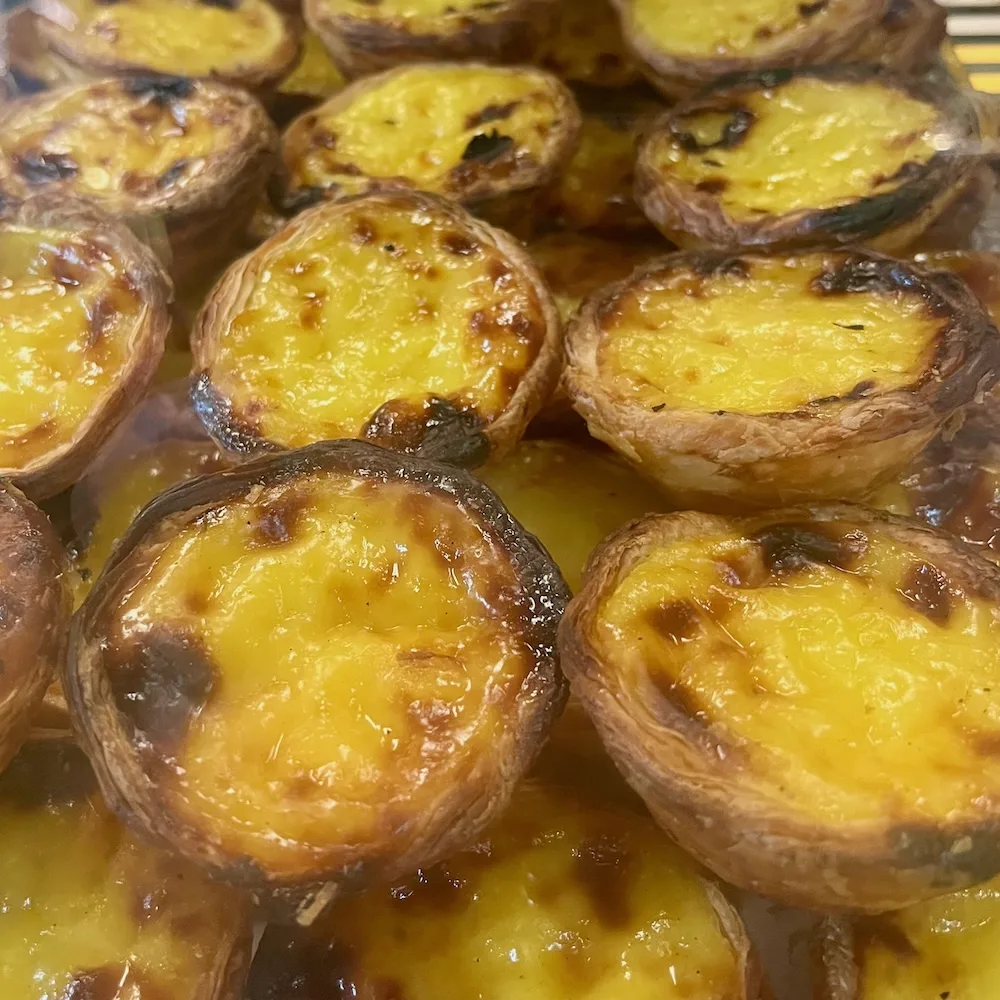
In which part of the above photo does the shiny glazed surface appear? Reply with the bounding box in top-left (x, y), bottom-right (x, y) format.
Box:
top-left (318, 0), bottom-right (519, 31)
top-left (42, 0), bottom-right (289, 77)
top-left (598, 254), bottom-right (940, 414)
top-left (0, 80), bottom-right (245, 209)
top-left (649, 77), bottom-right (938, 219)
top-left (202, 199), bottom-right (546, 448)
top-left (283, 65), bottom-right (566, 198)
top-left (478, 439), bottom-right (665, 591)
top-left (278, 31), bottom-right (345, 100)
top-left (104, 472), bottom-right (535, 871)
top-left (246, 779), bottom-right (747, 1000)
top-left (539, 0), bottom-right (637, 88)
top-left (0, 225), bottom-right (139, 469)
top-left (0, 740), bottom-right (244, 1000)
top-left (596, 517), bottom-right (1000, 825)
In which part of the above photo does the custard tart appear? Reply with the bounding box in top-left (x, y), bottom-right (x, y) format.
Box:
top-left (66, 440), bottom-right (568, 920)
top-left (635, 67), bottom-right (980, 254)
top-left (565, 249), bottom-right (999, 511)
top-left (613, 0), bottom-right (887, 101)
top-left (0, 77), bottom-right (278, 285)
top-left (0, 197), bottom-right (170, 499)
top-left (193, 191), bottom-right (561, 466)
top-left (304, 0), bottom-right (555, 78)
top-left (0, 488), bottom-right (70, 773)
top-left (276, 62), bottom-right (579, 216)
top-left (0, 737), bottom-right (252, 1000)
top-left (560, 503), bottom-right (1000, 911)
top-left (246, 776), bottom-right (764, 1000)
top-left (34, 0), bottom-right (298, 97)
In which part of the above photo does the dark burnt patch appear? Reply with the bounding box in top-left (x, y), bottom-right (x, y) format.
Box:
top-left (854, 915), bottom-right (918, 961)
top-left (362, 396), bottom-right (490, 467)
top-left (694, 178), bottom-right (728, 195)
top-left (798, 0), bottom-right (828, 15)
top-left (199, 0), bottom-right (240, 8)
top-left (460, 129), bottom-right (514, 164)
top-left (108, 628), bottom-right (217, 755)
top-left (249, 489), bottom-right (308, 548)
top-left (389, 863), bottom-right (471, 913)
top-left (897, 560), bottom-right (952, 626)
top-left (120, 76), bottom-right (193, 104)
top-left (62, 967), bottom-right (131, 1000)
top-left (14, 150), bottom-right (78, 185)
top-left (672, 107), bottom-right (755, 154)
top-left (299, 290), bottom-right (326, 330)
top-left (572, 835), bottom-right (632, 929)
top-left (441, 231), bottom-right (480, 256)
top-left (0, 739), bottom-right (96, 811)
top-left (753, 522), bottom-right (869, 578)
top-left (645, 599), bottom-right (701, 645)
top-left (486, 257), bottom-right (512, 287)
top-left (889, 822), bottom-right (1000, 885)
top-left (464, 101), bottom-right (520, 131)
top-left (810, 256), bottom-right (925, 297)
top-left (352, 217), bottom-right (376, 246)
top-left (49, 243), bottom-right (97, 288)
top-left (245, 927), bottom-right (358, 1000)
top-left (872, 160), bottom-right (924, 189)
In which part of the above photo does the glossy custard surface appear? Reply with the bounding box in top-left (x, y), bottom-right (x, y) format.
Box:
top-left (649, 77), bottom-right (938, 219)
top-left (0, 225), bottom-right (140, 468)
top-left (284, 66), bottom-right (564, 197)
top-left (205, 200), bottom-right (546, 448)
top-left (598, 254), bottom-right (940, 414)
top-left (597, 517), bottom-right (1000, 825)
top-left (106, 472), bottom-right (535, 870)
top-left (277, 30), bottom-right (344, 99)
top-left (0, 740), bottom-right (243, 1000)
top-left (323, 0), bottom-right (517, 30)
top-left (246, 780), bottom-right (747, 1000)
top-left (540, 0), bottom-right (638, 88)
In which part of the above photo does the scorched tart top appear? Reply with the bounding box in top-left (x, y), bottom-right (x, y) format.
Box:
top-left (66, 441), bottom-right (568, 906)
top-left (192, 191), bottom-right (560, 464)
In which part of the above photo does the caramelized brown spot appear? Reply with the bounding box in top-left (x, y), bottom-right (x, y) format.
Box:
top-left (441, 232), bottom-right (480, 256)
top-left (799, 0), bottom-right (828, 14)
top-left (897, 561), bottom-right (952, 625)
top-left (87, 291), bottom-right (117, 346)
top-left (715, 550), bottom-right (766, 589)
top-left (389, 864), bottom-right (470, 912)
top-left (50, 244), bottom-right (95, 288)
top-left (108, 629), bottom-right (216, 754)
top-left (352, 217), bottom-right (376, 245)
top-left (299, 291), bottom-right (326, 330)
top-left (362, 396), bottom-right (489, 467)
top-left (62, 967), bottom-right (129, 1000)
top-left (487, 257), bottom-right (512, 287)
top-left (0, 739), bottom-right (96, 810)
top-left (572, 835), bottom-right (632, 928)
top-left (753, 523), bottom-right (868, 577)
top-left (245, 928), bottom-right (358, 1000)
top-left (694, 178), bottom-right (728, 195)
top-left (464, 101), bottom-right (520, 130)
top-left (968, 730), bottom-right (1000, 757)
top-left (646, 599), bottom-right (700, 644)
top-left (250, 490), bottom-right (308, 548)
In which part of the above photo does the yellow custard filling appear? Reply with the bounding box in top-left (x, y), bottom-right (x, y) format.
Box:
top-left (0, 81), bottom-right (238, 207)
top-left (110, 473), bottom-right (534, 870)
top-left (0, 226), bottom-right (139, 468)
top-left (206, 201), bottom-right (545, 448)
top-left (0, 741), bottom-right (241, 1000)
top-left (651, 77), bottom-right (939, 220)
top-left (860, 876), bottom-right (1000, 999)
top-left (285, 66), bottom-right (562, 197)
top-left (598, 522), bottom-right (1000, 825)
top-left (45, 0), bottom-right (288, 77)
top-left (631, 0), bottom-right (826, 56)
top-left (540, 0), bottom-right (637, 87)
top-left (478, 440), bottom-right (665, 591)
top-left (329, 0), bottom-right (512, 28)
top-left (252, 780), bottom-right (745, 1000)
top-left (277, 30), bottom-right (344, 100)
top-left (599, 254), bottom-right (939, 414)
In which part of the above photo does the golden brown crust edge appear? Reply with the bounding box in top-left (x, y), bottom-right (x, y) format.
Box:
top-left (0, 484), bottom-right (71, 774)
top-left (564, 248), bottom-right (1000, 511)
top-left (559, 503), bottom-right (1000, 912)
top-left (0, 196), bottom-right (172, 499)
top-left (192, 190), bottom-right (563, 467)
top-left (64, 439), bottom-right (570, 922)
top-left (614, 0), bottom-right (887, 101)
top-left (304, 0), bottom-right (556, 78)
top-left (633, 66), bottom-right (981, 253)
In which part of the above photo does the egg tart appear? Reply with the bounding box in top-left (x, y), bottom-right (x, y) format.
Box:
top-left (193, 191), bottom-right (561, 466)
top-left (0, 737), bottom-right (252, 1000)
top-left (477, 438), bottom-right (665, 592)
top-left (272, 30), bottom-right (345, 126)
top-left (34, 0), bottom-right (298, 97)
top-left (914, 249), bottom-right (1000, 327)
top-left (0, 77), bottom-right (278, 286)
top-left (304, 0), bottom-right (554, 79)
top-left (816, 889), bottom-right (1000, 1000)
top-left (0, 487), bottom-right (70, 772)
top-left (2, 8), bottom-right (74, 96)
top-left (613, 0), bottom-right (886, 101)
top-left (71, 383), bottom-right (230, 604)
top-left (635, 67), bottom-right (980, 254)
top-left (276, 63), bottom-right (579, 216)
top-left (246, 774), bottom-right (763, 1000)
top-left (536, 0), bottom-right (639, 89)
top-left (0, 197), bottom-right (170, 499)
top-left (853, 0), bottom-right (947, 75)
top-left (66, 439), bottom-right (568, 919)
top-left (565, 249), bottom-right (1000, 511)
top-left (562, 502), bottom-right (1000, 911)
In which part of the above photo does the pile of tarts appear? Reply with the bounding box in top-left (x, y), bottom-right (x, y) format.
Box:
top-left (6, 0), bottom-right (1000, 998)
